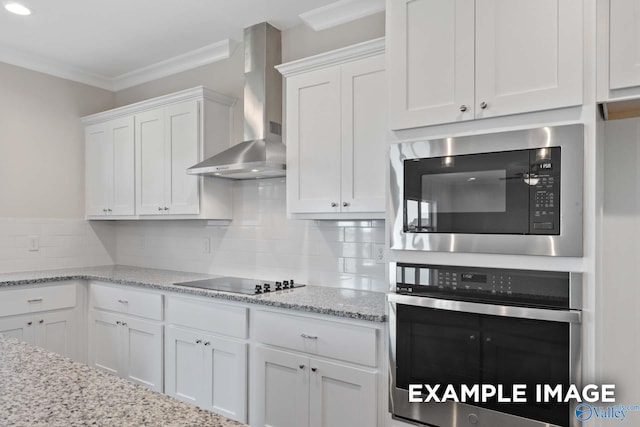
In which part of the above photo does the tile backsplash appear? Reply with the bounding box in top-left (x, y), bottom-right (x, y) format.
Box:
top-left (0, 219), bottom-right (115, 273)
top-left (115, 178), bottom-right (388, 292)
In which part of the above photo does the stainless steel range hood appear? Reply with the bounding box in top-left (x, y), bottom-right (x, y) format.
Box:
top-left (188, 22), bottom-right (285, 179)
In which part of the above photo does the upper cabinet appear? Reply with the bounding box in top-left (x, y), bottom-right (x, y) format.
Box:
top-left (82, 87), bottom-right (235, 220)
top-left (277, 38), bottom-right (387, 218)
top-left (387, 0), bottom-right (583, 130)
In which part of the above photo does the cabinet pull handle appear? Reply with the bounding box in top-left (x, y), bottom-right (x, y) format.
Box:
top-left (103, 209), bottom-right (107, 213)
top-left (27, 321), bottom-right (32, 326)
top-left (39, 319), bottom-right (44, 324)
top-left (311, 367), bottom-right (317, 372)
top-left (118, 299), bottom-right (128, 304)
top-left (122, 322), bottom-right (127, 327)
top-left (459, 105), bottom-right (468, 112)
top-left (196, 339), bottom-right (202, 344)
top-left (342, 202), bottom-right (350, 207)
top-left (301, 334), bottom-right (318, 340)
top-left (204, 341), bottom-right (211, 346)
top-left (480, 101), bottom-right (488, 109)
top-left (164, 207), bottom-right (169, 211)
top-left (116, 321), bottom-right (121, 325)
top-left (330, 202), bottom-right (337, 207)
top-left (158, 207), bottom-right (163, 211)
top-left (107, 208), bottom-right (112, 212)
top-left (299, 364), bottom-right (305, 369)
top-left (27, 299), bottom-right (43, 303)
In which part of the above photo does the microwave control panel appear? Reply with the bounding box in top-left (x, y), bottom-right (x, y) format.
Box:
top-left (529, 147), bottom-right (561, 235)
top-left (395, 263), bottom-right (570, 309)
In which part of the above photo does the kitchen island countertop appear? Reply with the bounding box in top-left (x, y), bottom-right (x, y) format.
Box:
top-left (0, 335), bottom-right (246, 427)
top-left (0, 265), bottom-right (387, 322)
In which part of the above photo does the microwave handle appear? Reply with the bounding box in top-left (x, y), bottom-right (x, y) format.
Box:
top-left (387, 293), bottom-right (581, 324)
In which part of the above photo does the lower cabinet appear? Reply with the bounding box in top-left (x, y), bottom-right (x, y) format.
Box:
top-left (165, 325), bottom-right (247, 423)
top-left (253, 346), bottom-right (377, 427)
top-left (0, 309), bottom-right (77, 360)
top-left (88, 309), bottom-right (163, 392)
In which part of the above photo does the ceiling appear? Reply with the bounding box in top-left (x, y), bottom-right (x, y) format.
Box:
top-left (0, 0), bottom-right (382, 90)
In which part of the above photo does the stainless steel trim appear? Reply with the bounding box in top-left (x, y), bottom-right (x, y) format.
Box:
top-left (389, 124), bottom-right (584, 256)
top-left (388, 296), bottom-right (583, 427)
top-left (387, 293), bottom-right (581, 323)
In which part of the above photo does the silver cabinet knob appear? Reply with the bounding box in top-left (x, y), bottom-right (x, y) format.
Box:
top-left (196, 339), bottom-right (202, 344)
top-left (27, 321), bottom-right (32, 326)
top-left (39, 319), bottom-right (44, 324)
top-left (122, 322), bottom-right (127, 327)
top-left (480, 101), bottom-right (488, 109)
top-left (299, 364), bottom-right (305, 369)
top-left (330, 202), bottom-right (337, 207)
top-left (204, 341), bottom-right (211, 346)
top-left (459, 105), bottom-right (467, 112)
top-left (342, 202), bottom-right (350, 207)
top-left (311, 367), bottom-right (317, 372)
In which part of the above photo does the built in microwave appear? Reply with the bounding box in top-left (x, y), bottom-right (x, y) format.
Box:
top-left (389, 125), bottom-right (583, 256)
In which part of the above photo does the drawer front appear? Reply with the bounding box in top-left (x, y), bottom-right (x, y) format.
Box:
top-left (0, 282), bottom-right (77, 317)
top-left (90, 282), bottom-right (162, 321)
top-left (254, 310), bottom-right (377, 367)
top-left (165, 295), bottom-right (247, 339)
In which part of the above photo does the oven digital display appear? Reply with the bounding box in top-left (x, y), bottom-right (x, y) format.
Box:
top-left (461, 273), bottom-right (486, 283)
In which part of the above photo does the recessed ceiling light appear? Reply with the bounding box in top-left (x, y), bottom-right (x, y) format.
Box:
top-left (5, 2), bottom-right (31, 15)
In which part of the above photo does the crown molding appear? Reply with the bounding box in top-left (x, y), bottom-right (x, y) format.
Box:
top-left (0, 43), bottom-right (113, 90)
top-left (81, 86), bottom-right (237, 125)
top-left (276, 37), bottom-right (384, 77)
top-left (299, 0), bottom-right (385, 31)
top-left (0, 38), bottom-right (238, 92)
top-left (111, 39), bottom-right (238, 91)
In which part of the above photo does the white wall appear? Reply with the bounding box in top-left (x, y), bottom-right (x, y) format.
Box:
top-left (599, 117), bottom-right (640, 409)
top-left (0, 61), bottom-right (116, 272)
top-left (112, 14), bottom-right (387, 290)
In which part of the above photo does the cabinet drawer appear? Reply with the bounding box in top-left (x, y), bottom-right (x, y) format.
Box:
top-left (0, 283), bottom-right (77, 317)
top-left (90, 282), bottom-right (162, 321)
top-left (165, 296), bottom-right (247, 339)
top-left (254, 310), bottom-right (377, 367)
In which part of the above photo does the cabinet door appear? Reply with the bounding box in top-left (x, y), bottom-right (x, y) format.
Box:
top-left (254, 346), bottom-right (309, 427)
top-left (34, 309), bottom-right (77, 361)
top-left (475, 0), bottom-right (582, 118)
top-left (165, 101), bottom-right (200, 215)
top-left (286, 67), bottom-right (342, 214)
top-left (88, 310), bottom-right (121, 377)
top-left (85, 122), bottom-right (111, 217)
top-left (122, 316), bottom-right (163, 392)
top-left (135, 109), bottom-right (165, 215)
top-left (308, 359), bottom-right (377, 427)
top-left (609, 0), bottom-right (640, 90)
top-left (341, 54), bottom-right (386, 213)
top-left (202, 334), bottom-right (247, 423)
top-left (387, 0), bottom-right (475, 129)
top-left (165, 326), bottom-right (204, 406)
top-left (110, 117), bottom-right (135, 216)
top-left (0, 314), bottom-right (35, 344)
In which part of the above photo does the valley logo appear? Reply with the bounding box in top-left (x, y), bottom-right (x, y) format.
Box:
top-left (575, 403), bottom-right (640, 422)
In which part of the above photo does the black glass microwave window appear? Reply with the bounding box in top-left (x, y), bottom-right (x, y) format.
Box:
top-left (403, 148), bottom-right (561, 235)
top-left (396, 305), bottom-right (570, 426)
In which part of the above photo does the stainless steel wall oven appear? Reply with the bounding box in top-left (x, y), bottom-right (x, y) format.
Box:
top-left (388, 263), bottom-right (582, 427)
top-left (389, 125), bottom-right (584, 256)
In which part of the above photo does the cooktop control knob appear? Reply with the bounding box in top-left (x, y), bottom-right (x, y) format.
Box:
top-left (255, 284), bottom-right (262, 294)
top-left (283, 280), bottom-right (289, 289)
top-left (264, 283), bottom-right (271, 292)
top-left (275, 282), bottom-right (282, 290)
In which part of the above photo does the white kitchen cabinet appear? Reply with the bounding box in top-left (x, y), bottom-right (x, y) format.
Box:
top-left (0, 282), bottom-right (79, 361)
top-left (608, 0), bottom-right (640, 92)
top-left (387, 0), bottom-right (583, 129)
top-left (82, 86), bottom-right (235, 220)
top-left (85, 117), bottom-right (135, 218)
top-left (88, 309), bottom-right (163, 392)
top-left (254, 346), bottom-right (377, 427)
top-left (277, 39), bottom-right (386, 217)
top-left (165, 326), bottom-right (247, 423)
top-left (136, 100), bottom-right (200, 216)
top-left (164, 295), bottom-right (248, 423)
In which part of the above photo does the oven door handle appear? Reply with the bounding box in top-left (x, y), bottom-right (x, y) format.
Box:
top-left (388, 293), bottom-right (581, 323)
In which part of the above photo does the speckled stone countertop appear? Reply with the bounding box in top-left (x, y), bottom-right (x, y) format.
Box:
top-left (0, 336), bottom-right (246, 427)
top-left (0, 265), bottom-right (387, 322)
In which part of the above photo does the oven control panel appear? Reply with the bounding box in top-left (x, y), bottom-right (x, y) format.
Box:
top-left (529, 146), bottom-right (561, 235)
top-left (395, 263), bottom-right (570, 309)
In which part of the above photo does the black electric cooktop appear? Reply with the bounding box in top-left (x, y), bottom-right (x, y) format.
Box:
top-left (173, 276), bottom-right (303, 295)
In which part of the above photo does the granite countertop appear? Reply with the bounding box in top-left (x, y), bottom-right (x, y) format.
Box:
top-left (0, 265), bottom-right (387, 322)
top-left (0, 336), bottom-right (245, 427)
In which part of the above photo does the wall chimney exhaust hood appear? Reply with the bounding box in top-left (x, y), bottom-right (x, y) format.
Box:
top-left (188, 22), bottom-right (285, 179)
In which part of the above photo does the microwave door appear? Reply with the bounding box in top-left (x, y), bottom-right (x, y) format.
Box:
top-left (403, 150), bottom-right (530, 234)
